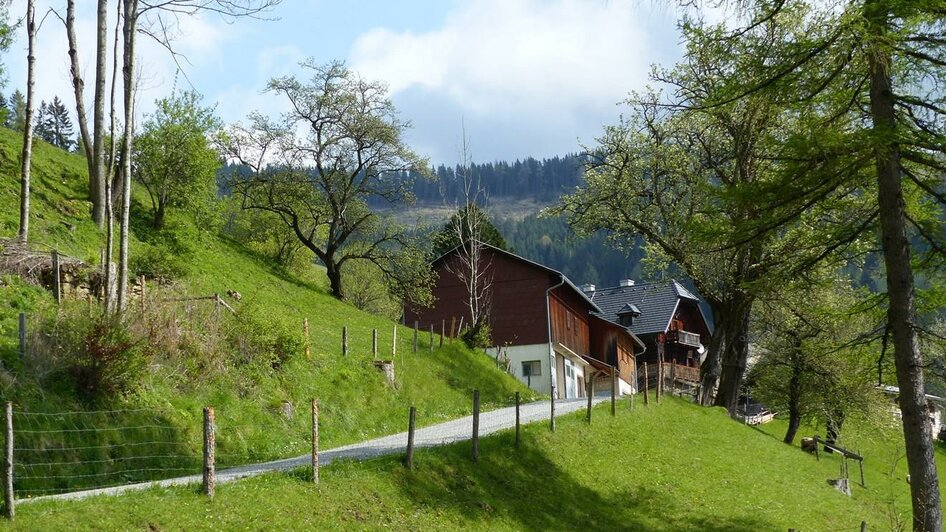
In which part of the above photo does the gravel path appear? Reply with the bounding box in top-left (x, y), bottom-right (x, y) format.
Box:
top-left (20, 397), bottom-right (606, 504)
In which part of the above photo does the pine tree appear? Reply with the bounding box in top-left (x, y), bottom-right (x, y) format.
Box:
top-left (33, 100), bottom-right (54, 144)
top-left (46, 96), bottom-right (74, 150)
top-left (10, 89), bottom-right (25, 131)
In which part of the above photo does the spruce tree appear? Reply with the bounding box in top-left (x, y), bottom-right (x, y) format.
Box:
top-left (10, 89), bottom-right (25, 131)
top-left (46, 96), bottom-right (74, 150)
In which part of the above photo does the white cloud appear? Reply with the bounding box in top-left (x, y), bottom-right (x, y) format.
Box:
top-left (349, 0), bottom-right (672, 160)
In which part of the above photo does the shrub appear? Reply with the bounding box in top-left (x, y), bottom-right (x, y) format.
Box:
top-left (462, 323), bottom-right (492, 350)
top-left (71, 314), bottom-right (147, 402)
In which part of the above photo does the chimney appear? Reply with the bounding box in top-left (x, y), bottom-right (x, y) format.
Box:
top-left (619, 279), bottom-right (635, 287)
top-left (580, 283), bottom-right (596, 294)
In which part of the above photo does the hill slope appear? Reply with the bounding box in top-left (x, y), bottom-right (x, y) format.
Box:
top-left (0, 128), bottom-right (538, 494)
top-left (13, 397), bottom-right (940, 530)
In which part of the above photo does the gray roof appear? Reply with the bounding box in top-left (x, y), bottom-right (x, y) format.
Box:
top-left (589, 280), bottom-right (706, 336)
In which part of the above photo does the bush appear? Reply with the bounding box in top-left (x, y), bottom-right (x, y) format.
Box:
top-left (71, 314), bottom-right (147, 402)
top-left (461, 323), bottom-right (492, 350)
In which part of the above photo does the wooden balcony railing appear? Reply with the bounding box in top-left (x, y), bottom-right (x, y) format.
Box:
top-left (668, 330), bottom-right (701, 348)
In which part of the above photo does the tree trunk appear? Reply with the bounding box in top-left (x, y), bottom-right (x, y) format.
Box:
top-left (18, 1), bottom-right (36, 243)
top-left (784, 353), bottom-right (802, 445)
top-left (698, 306), bottom-right (725, 406)
top-left (65, 1), bottom-right (97, 215)
top-left (154, 201), bottom-right (166, 230)
top-left (117, 0), bottom-right (137, 314)
top-left (865, 2), bottom-right (941, 529)
top-left (713, 301), bottom-right (752, 415)
top-left (91, 0), bottom-right (108, 228)
top-left (325, 259), bottom-right (344, 300)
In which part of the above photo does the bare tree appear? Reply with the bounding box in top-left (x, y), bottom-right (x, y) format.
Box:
top-left (440, 133), bottom-right (494, 347)
top-left (18, 0), bottom-right (37, 243)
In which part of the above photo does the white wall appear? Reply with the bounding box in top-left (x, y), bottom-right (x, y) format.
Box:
top-left (488, 343), bottom-right (554, 395)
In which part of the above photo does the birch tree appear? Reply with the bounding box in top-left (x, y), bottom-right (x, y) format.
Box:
top-left (18, 0), bottom-right (37, 243)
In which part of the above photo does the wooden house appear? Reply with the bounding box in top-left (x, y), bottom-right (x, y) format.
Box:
top-left (404, 243), bottom-right (644, 399)
top-left (584, 279), bottom-right (712, 388)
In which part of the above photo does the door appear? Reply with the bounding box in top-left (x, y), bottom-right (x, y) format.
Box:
top-left (564, 358), bottom-right (576, 398)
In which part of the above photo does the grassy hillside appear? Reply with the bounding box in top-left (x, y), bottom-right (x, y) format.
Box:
top-left (0, 128), bottom-right (538, 494)
top-left (13, 397), bottom-right (941, 530)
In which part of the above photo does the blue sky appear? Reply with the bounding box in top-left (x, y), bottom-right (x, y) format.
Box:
top-left (8, 0), bottom-right (687, 164)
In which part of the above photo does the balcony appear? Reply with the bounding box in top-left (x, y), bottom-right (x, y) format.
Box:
top-left (668, 329), bottom-right (701, 347)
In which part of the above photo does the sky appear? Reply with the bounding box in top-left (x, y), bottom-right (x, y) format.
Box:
top-left (5, 0), bottom-right (690, 165)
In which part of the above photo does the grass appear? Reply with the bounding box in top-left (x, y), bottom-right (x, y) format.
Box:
top-left (13, 396), bottom-right (938, 531)
top-left (0, 128), bottom-right (539, 495)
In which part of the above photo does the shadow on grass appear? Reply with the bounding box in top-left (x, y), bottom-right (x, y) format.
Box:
top-left (391, 435), bottom-right (778, 531)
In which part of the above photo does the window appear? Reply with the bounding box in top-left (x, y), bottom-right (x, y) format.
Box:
top-left (522, 360), bottom-right (542, 377)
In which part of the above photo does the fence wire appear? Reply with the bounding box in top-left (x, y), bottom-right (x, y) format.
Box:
top-left (12, 408), bottom-right (202, 497)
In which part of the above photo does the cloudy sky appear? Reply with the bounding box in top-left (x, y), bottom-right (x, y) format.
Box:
top-left (6, 0), bottom-right (689, 164)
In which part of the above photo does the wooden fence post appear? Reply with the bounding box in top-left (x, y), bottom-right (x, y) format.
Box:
top-left (405, 406), bottom-right (416, 469)
top-left (643, 364), bottom-right (650, 406)
top-left (202, 407), bottom-right (215, 497)
top-left (860, 521), bottom-right (867, 532)
top-left (670, 363), bottom-right (677, 397)
top-left (413, 321), bottom-right (418, 353)
top-left (515, 391), bottom-right (521, 449)
top-left (656, 363), bottom-right (662, 404)
top-left (3, 402), bottom-right (13, 519)
top-left (311, 399), bottom-right (319, 483)
top-left (586, 376), bottom-right (593, 423)
top-left (392, 324), bottom-right (397, 357)
top-left (342, 326), bottom-right (348, 356)
top-left (611, 368), bottom-right (617, 417)
top-left (17, 314), bottom-right (26, 359)
top-left (372, 328), bottom-right (378, 359)
top-left (440, 320), bottom-right (445, 347)
top-left (51, 250), bottom-right (61, 305)
top-left (304, 319), bottom-right (311, 358)
top-left (429, 324), bottom-right (434, 353)
top-left (472, 389), bottom-right (480, 464)
top-left (449, 317), bottom-right (456, 342)
top-left (139, 275), bottom-right (147, 315)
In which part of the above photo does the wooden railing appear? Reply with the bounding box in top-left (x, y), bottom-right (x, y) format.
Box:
top-left (663, 362), bottom-right (700, 383)
top-left (668, 330), bottom-right (701, 347)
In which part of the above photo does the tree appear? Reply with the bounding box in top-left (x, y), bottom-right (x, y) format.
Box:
top-left (750, 276), bottom-right (882, 445)
top-left (45, 96), bottom-right (75, 150)
top-left (688, 2), bottom-right (945, 527)
top-left (133, 91), bottom-right (221, 230)
top-left (432, 203), bottom-right (508, 257)
top-left (10, 89), bottom-right (24, 131)
top-left (18, 0), bottom-right (36, 243)
top-left (224, 61), bottom-right (432, 303)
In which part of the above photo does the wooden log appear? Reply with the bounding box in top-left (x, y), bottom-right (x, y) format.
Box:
top-left (472, 389), bottom-right (480, 463)
top-left (413, 321), bottom-right (418, 353)
top-left (3, 402), bottom-right (12, 519)
top-left (311, 399), bottom-right (319, 483)
top-left (405, 406), bottom-right (416, 469)
top-left (515, 391), bottom-right (521, 449)
top-left (202, 407), bottom-right (215, 497)
top-left (51, 250), bottom-right (61, 305)
top-left (372, 328), bottom-right (378, 359)
top-left (342, 326), bottom-right (348, 356)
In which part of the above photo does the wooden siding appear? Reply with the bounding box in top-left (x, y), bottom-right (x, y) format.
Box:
top-left (549, 293), bottom-right (590, 357)
top-left (404, 247), bottom-right (593, 347)
top-left (589, 316), bottom-right (636, 384)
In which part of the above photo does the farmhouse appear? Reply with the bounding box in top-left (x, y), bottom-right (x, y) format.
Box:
top-left (404, 243), bottom-right (644, 399)
top-left (584, 279), bottom-right (712, 390)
